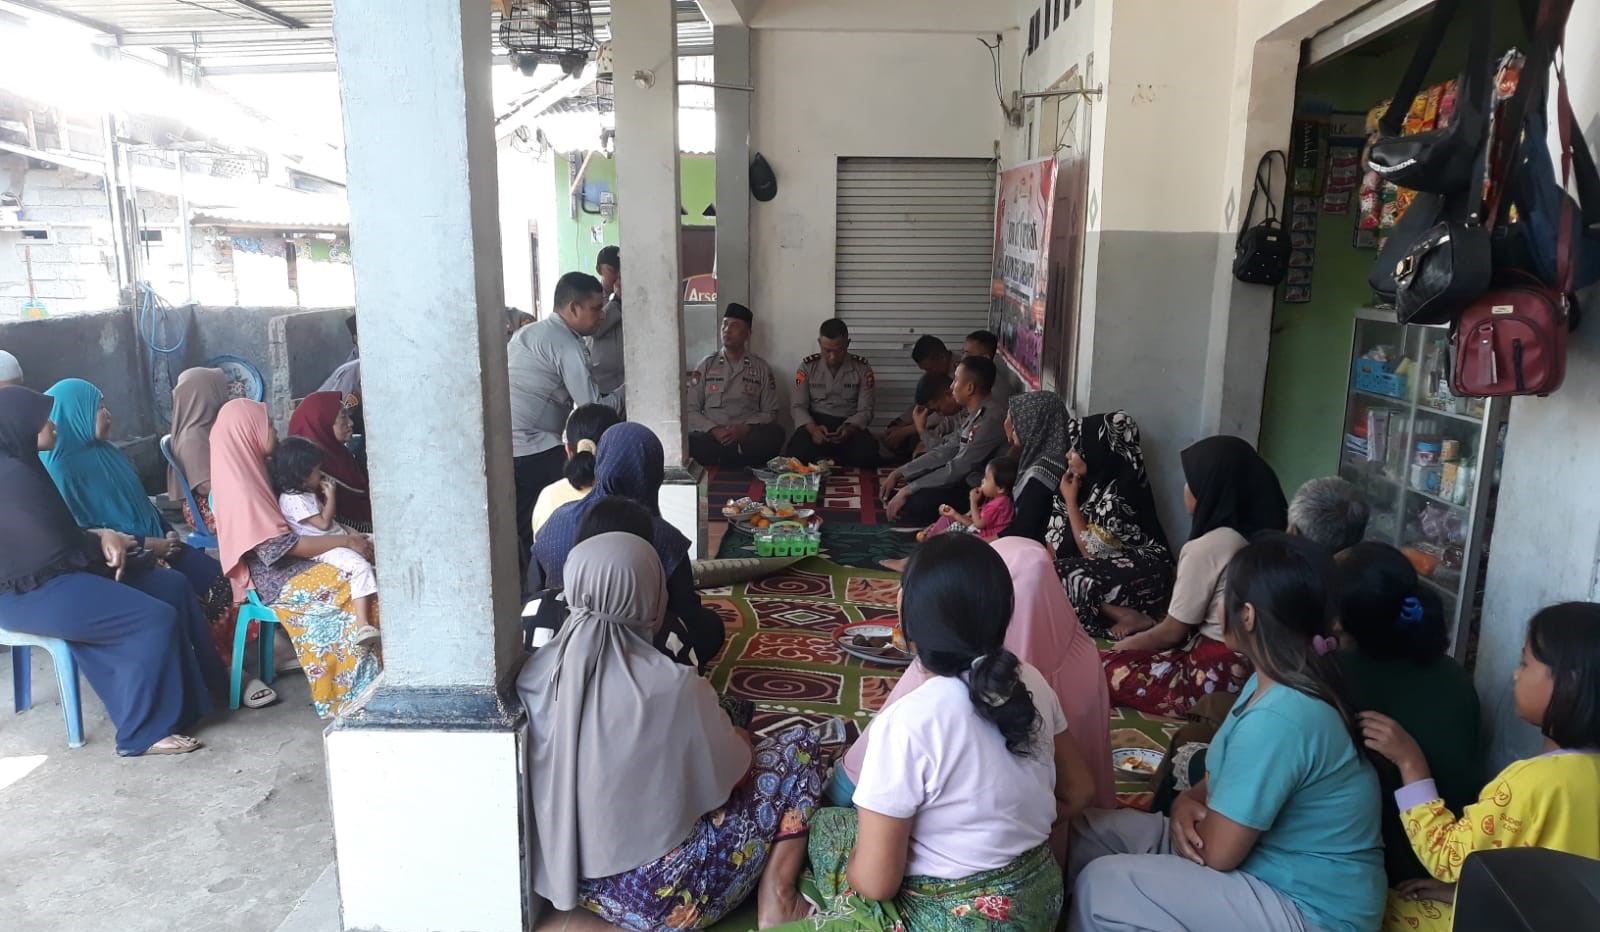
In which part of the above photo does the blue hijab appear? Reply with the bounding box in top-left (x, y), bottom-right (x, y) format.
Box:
top-left (534, 422), bottom-right (689, 590)
top-left (41, 378), bottom-right (166, 539)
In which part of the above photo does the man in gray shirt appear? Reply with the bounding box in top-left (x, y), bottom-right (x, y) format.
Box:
top-left (508, 271), bottom-right (621, 568)
top-left (787, 318), bottom-right (879, 468)
top-left (687, 303), bottom-right (783, 467)
top-left (589, 245), bottom-right (625, 398)
top-left (880, 355), bottom-right (1007, 525)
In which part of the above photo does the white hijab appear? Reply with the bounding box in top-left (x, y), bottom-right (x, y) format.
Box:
top-left (517, 533), bottom-right (751, 909)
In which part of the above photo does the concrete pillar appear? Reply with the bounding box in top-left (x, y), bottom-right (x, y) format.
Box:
top-left (713, 24), bottom-right (751, 310)
top-left (327, 3), bottom-right (527, 930)
top-left (613, 0), bottom-right (703, 554)
top-left (612, 0), bottom-right (686, 467)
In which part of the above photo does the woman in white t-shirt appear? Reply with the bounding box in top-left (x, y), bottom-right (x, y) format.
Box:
top-left (771, 534), bottom-right (1094, 931)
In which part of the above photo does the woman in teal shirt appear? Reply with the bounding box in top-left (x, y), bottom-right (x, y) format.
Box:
top-left (1067, 534), bottom-right (1385, 932)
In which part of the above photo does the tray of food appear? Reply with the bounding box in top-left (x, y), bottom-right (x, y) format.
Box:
top-left (833, 621), bottom-right (912, 667)
top-left (1112, 747), bottom-right (1162, 780)
top-left (720, 498), bottom-right (817, 533)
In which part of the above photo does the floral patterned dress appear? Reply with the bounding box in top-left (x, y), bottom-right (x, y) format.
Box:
top-left (576, 725), bottom-right (825, 931)
top-left (244, 532), bottom-right (380, 718)
top-left (1052, 412), bottom-right (1175, 637)
top-left (769, 807), bottom-right (1063, 931)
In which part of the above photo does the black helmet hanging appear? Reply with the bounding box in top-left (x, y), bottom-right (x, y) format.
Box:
top-left (750, 153), bottom-right (778, 202)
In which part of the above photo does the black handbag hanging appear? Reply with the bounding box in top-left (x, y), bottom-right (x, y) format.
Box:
top-left (1366, 0), bottom-right (1494, 194)
top-left (1233, 150), bottom-right (1290, 285)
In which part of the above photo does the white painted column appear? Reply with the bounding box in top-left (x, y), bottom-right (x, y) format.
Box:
top-left (713, 24), bottom-right (751, 310)
top-left (613, 0), bottom-right (702, 554)
top-left (328, 3), bottom-right (528, 930)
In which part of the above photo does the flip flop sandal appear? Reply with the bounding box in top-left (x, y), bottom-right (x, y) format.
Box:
top-left (124, 735), bottom-right (202, 757)
top-left (242, 679), bottom-right (278, 709)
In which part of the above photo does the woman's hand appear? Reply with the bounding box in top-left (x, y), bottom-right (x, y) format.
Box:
top-left (345, 535), bottom-right (375, 563)
top-left (145, 537), bottom-right (178, 560)
top-left (1059, 471), bottom-right (1081, 507)
top-left (1360, 711), bottom-right (1430, 784)
top-left (1168, 790), bottom-right (1209, 865)
top-left (1395, 878), bottom-right (1457, 904)
top-left (94, 529), bottom-right (133, 578)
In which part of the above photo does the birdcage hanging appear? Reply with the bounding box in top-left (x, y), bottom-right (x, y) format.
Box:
top-left (499, 0), bottom-right (599, 79)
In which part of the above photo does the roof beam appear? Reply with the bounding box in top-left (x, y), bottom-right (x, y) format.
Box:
top-left (0, 0), bottom-right (120, 36)
top-left (117, 26), bottom-right (334, 47)
top-left (224, 0), bottom-right (309, 30)
top-left (693, 0), bottom-right (762, 27)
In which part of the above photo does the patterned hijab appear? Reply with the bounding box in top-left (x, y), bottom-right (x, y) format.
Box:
top-left (1068, 410), bottom-right (1168, 551)
top-left (518, 533), bottom-right (750, 909)
top-left (1008, 391), bottom-right (1070, 492)
top-left (0, 386), bottom-right (95, 593)
top-left (533, 422), bottom-right (689, 589)
top-left (1180, 435), bottom-right (1288, 542)
top-left (41, 378), bottom-right (166, 539)
top-left (167, 367), bottom-right (228, 501)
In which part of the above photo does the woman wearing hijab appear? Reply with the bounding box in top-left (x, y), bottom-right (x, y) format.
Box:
top-left (288, 391), bottom-right (371, 530)
top-left (168, 367), bottom-right (229, 534)
top-left (834, 538), bottom-right (1115, 841)
top-left (210, 399), bottom-right (381, 718)
top-left (999, 391), bottom-right (1071, 545)
top-left (40, 378), bottom-right (275, 706)
top-left (519, 533), bottom-right (825, 930)
top-left (531, 422), bottom-right (725, 669)
top-left (1054, 411), bottom-right (1175, 639)
top-left (0, 386), bottom-right (219, 756)
top-left (1100, 435), bottom-right (1288, 717)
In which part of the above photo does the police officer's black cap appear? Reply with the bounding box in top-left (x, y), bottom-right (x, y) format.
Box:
top-left (724, 303), bottom-right (754, 325)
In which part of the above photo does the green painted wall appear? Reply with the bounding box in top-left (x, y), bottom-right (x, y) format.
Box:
top-left (553, 153), bottom-right (716, 275)
top-left (1258, 10), bottom-right (1525, 494)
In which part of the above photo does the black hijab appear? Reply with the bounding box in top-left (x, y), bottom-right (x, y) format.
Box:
top-left (1069, 410), bottom-right (1169, 550)
top-left (0, 386), bottom-right (96, 593)
top-left (1179, 435), bottom-right (1288, 542)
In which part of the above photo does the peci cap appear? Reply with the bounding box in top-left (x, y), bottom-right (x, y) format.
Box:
top-left (723, 303), bottom-right (753, 325)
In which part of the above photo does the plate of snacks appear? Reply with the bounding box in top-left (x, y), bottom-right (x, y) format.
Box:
top-left (833, 621), bottom-right (912, 667)
top-left (721, 497), bottom-right (761, 520)
top-left (766, 456), bottom-right (832, 476)
top-left (1112, 748), bottom-right (1162, 780)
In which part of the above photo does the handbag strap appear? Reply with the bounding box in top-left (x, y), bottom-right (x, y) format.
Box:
top-left (1380, 0), bottom-right (1463, 138)
top-left (1238, 150), bottom-right (1285, 244)
top-left (1554, 55), bottom-right (1576, 294)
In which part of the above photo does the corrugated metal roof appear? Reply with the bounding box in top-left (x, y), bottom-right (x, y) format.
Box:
top-left (11, 1), bottom-right (712, 75)
top-left (190, 190), bottom-right (349, 231)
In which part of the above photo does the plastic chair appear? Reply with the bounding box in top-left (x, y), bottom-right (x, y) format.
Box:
top-left (158, 434), bottom-right (218, 549)
top-left (0, 627), bottom-right (85, 748)
top-left (228, 589), bottom-right (283, 710)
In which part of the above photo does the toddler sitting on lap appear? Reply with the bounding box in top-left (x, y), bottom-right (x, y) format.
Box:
top-left (919, 457), bottom-right (1017, 542)
top-left (271, 436), bottom-right (379, 644)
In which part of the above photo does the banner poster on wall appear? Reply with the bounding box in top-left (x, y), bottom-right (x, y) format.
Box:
top-left (989, 157), bottom-right (1058, 391)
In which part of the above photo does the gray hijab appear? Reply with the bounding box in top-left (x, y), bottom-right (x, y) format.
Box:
top-left (518, 533), bottom-right (752, 909)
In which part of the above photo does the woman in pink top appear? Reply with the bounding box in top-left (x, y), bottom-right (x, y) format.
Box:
top-left (835, 538), bottom-right (1116, 845)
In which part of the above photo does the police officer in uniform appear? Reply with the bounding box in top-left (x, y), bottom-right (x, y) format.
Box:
top-left (880, 356), bottom-right (1007, 525)
top-left (686, 303), bottom-right (784, 467)
top-left (787, 318), bottom-right (878, 468)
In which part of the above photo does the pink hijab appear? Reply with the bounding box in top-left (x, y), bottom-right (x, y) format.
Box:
top-left (210, 399), bottom-right (289, 602)
top-left (844, 538), bottom-right (1115, 812)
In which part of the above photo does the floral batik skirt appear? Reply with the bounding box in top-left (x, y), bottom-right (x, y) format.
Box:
top-left (577, 725), bottom-right (826, 931)
top-left (1102, 633), bottom-right (1252, 719)
top-left (1055, 549), bottom-right (1174, 638)
top-left (773, 807), bottom-right (1063, 931)
top-left (268, 561), bottom-right (382, 718)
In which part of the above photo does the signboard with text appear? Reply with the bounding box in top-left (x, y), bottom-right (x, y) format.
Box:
top-left (989, 157), bottom-right (1058, 391)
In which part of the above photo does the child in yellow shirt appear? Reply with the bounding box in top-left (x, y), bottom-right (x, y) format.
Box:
top-left (1361, 602), bottom-right (1600, 932)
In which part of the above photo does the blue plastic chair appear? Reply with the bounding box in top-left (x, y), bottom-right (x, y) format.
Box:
top-left (159, 434), bottom-right (219, 550)
top-left (0, 627), bottom-right (85, 749)
top-left (229, 590), bottom-right (282, 710)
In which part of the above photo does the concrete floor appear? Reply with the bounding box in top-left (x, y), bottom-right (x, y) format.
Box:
top-left (0, 647), bottom-right (336, 932)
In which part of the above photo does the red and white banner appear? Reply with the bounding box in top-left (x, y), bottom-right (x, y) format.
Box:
top-left (989, 158), bottom-right (1058, 391)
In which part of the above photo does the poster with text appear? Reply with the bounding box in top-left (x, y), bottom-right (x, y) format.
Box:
top-left (990, 158), bottom-right (1058, 391)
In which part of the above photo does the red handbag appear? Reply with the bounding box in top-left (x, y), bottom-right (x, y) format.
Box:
top-left (1450, 50), bottom-right (1582, 398)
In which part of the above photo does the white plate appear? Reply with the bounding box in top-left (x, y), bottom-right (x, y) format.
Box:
top-left (1112, 747), bottom-right (1162, 779)
top-left (834, 622), bottom-right (912, 667)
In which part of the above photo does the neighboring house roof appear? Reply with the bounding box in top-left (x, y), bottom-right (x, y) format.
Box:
top-left (191, 193), bottom-right (349, 232)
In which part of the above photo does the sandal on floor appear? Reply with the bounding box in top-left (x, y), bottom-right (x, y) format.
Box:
top-left (125, 735), bottom-right (203, 757)
top-left (242, 679), bottom-right (278, 709)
